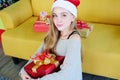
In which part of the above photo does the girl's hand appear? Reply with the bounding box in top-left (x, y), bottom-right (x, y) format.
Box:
top-left (20, 70), bottom-right (32, 80)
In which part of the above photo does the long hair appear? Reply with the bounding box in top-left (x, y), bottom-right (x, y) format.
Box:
top-left (43, 16), bottom-right (77, 53)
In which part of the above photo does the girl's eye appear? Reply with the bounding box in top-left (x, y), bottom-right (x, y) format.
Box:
top-left (62, 14), bottom-right (67, 17)
top-left (52, 14), bottom-right (57, 18)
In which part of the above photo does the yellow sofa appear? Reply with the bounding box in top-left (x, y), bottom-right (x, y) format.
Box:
top-left (0, 0), bottom-right (120, 79)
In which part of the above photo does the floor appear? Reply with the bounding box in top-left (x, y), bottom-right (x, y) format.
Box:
top-left (0, 43), bottom-right (117, 80)
top-left (83, 73), bottom-right (116, 80)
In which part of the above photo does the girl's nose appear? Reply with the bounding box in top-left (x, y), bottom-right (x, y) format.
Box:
top-left (56, 16), bottom-right (62, 23)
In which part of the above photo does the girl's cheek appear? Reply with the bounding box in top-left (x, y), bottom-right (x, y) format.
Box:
top-left (53, 18), bottom-right (56, 23)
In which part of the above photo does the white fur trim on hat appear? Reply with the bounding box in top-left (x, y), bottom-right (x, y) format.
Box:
top-left (52, 0), bottom-right (77, 17)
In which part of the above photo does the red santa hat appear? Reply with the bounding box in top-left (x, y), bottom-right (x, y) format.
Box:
top-left (52, 0), bottom-right (80, 18)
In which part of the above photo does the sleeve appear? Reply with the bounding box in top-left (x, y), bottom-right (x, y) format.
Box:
top-left (38, 39), bottom-right (82, 80)
top-left (32, 43), bottom-right (44, 58)
top-left (19, 43), bottom-right (44, 74)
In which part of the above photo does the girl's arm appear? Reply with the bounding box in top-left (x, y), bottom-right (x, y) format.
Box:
top-left (37, 39), bottom-right (82, 80)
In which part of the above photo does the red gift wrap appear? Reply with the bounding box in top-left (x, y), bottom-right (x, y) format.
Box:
top-left (24, 52), bottom-right (64, 79)
top-left (77, 20), bottom-right (91, 30)
top-left (34, 22), bottom-right (49, 32)
top-left (34, 12), bottom-right (51, 32)
top-left (77, 20), bottom-right (93, 38)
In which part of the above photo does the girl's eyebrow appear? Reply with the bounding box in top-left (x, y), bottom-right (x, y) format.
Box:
top-left (61, 12), bottom-right (69, 14)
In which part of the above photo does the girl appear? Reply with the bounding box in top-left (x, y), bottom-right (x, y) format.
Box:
top-left (20, 0), bottom-right (82, 80)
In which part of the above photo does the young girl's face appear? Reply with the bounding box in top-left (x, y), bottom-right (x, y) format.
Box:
top-left (52, 7), bottom-right (75, 31)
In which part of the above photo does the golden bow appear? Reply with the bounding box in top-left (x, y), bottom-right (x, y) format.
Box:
top-left (32, 52), bottom-right (59, 73)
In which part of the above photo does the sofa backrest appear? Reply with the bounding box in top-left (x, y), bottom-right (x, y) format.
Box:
top-left (78, 0), bottom-right (120, 25)
top-left (31, 0), bottom-right (54, 17)
top-left (31, 0), bottom-right (120, 25)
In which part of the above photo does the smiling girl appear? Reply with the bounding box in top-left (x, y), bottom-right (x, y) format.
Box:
top-left (20, 0), bottom-right (82, 80)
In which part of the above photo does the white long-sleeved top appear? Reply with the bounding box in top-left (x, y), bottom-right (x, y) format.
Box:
top-left (20, 38), bottom-right (82, 80)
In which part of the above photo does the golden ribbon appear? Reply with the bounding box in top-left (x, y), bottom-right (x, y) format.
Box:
top-left (31, 53), bottom-right (59, 73)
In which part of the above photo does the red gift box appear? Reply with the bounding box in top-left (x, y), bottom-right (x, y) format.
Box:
top-left (0, 29), bottom-right (5, 42)
top-left (34, 15), bottom-right (50, 32)
top-left (34, 22), bottom-right (49, 32)
top-left (77, 20), bottom-right (91, 30)
top-left (77, 20), bottom-right (93, 38)
top-left (24, 56), bottom-right (64, 79)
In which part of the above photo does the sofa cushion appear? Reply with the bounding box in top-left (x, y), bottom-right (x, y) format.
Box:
top-left (2, 17), bottom-right (46, 60)
top-left (82, 23), bottom-right (120, 78)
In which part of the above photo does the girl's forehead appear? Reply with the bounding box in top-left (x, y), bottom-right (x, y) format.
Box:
top-left (53, 7), bottom-right (69, 13)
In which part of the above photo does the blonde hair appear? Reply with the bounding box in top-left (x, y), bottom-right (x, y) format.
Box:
top-left (43, 17), bottom-right (77, 53)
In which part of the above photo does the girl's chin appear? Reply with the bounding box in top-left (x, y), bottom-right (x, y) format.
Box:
top-left (58, 29), bottom-right (62, 31)
top-left (57, 28), bottom-right (63, 31)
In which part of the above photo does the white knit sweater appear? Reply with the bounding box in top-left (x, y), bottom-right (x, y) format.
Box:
top-left (20, 38), bottom-right (82, 80)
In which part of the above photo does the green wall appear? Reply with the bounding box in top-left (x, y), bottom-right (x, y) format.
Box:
top-left (0, 18), bottom-right (4, 29)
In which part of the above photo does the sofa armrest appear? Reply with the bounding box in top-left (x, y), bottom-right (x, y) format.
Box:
top-left (0, 0), bottom-right (33, 30)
